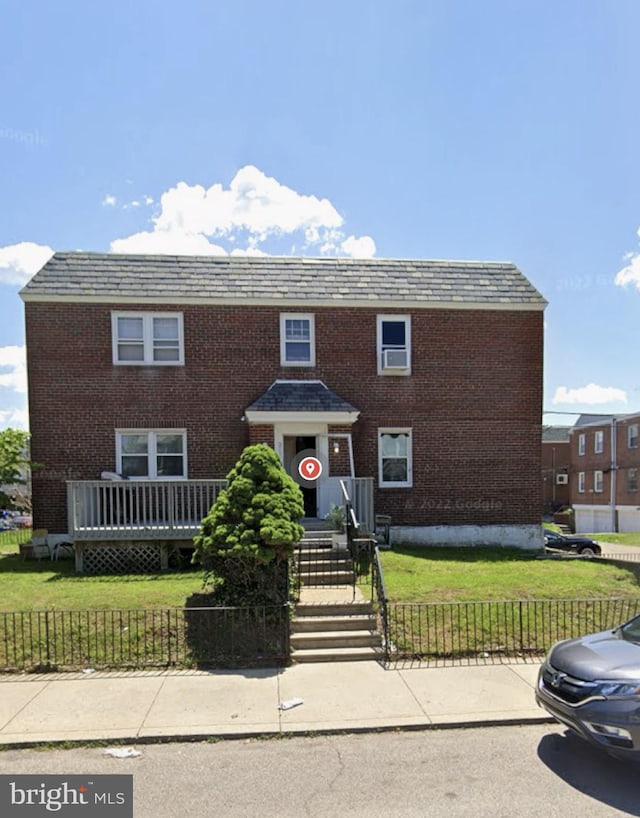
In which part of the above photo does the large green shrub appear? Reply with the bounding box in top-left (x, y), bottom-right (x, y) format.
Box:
top-left (193, 444), bottom-right (305, 604)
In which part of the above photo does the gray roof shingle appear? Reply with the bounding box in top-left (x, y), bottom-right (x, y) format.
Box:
top-left (247, 381), bottom-right (358, 414)
top-left (20, 252), bottom-right (547, 309)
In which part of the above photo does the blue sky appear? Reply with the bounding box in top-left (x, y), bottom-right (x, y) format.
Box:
top-left (1, 0), bottom-right (639, 429)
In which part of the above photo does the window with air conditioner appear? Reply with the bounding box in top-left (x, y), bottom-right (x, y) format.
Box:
top-left (556, 474), bottom-right (568, 485)
top-left (377, 315), bottom-right (411, 375)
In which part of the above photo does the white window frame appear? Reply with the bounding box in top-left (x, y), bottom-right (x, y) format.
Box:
top-left (594, 470), bottom-right (604, 493)
top-left (629, 424), bottom-right (639, 449)
top-left (577, 472), bottom-right (585, 493)
top-left (378, 428), bottom-right (413, 488)
top-left (116, 429), bottom-right (188, 479)
top-left (377, 315), bottom-right (411, 376)
top-left (578, 433), bottom-right (586, 456)
top-left (112, 312), bottom-right (184, 366)
top-left (594, 430), bottom-right (604, 454)
top-left (280, 313), bottom-right (315, 367)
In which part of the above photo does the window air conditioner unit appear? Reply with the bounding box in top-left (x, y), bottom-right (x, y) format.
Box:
top-left (383, 348), bottom-right (408, 369)
top-left (556, 474), bottom-right (569, 485)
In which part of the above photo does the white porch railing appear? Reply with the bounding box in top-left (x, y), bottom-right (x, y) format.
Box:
top-left (67, 476), bottom-right (375, 541)
top-left (319, 477), bottom-right (375, 533)
top-left (67, 480), bottom-right (228, 540)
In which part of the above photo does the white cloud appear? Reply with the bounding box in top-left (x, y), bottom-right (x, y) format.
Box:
top-left (552, 383), bottom-right (628, 405)
top-left (340, 235), bottom-right (376, 258)
top-left (0, 407), bottom-right (28, 431)
top-left (110, 229), bottom-right (227, 256)
top-left (615, 226), bottom-right (640, 290)
top-left (111, 165), bottom-right (376, 259)
top-left (102, 194), bottom-right (117, 207)
top-left (0, 346), bottom-right (27, 394)
top-left (0, 242), bottom-right (54, 286)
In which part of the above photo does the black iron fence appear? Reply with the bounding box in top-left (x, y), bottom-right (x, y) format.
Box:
top-left (386, 597), bottom-right (640, 666)
top-left (0, 605), bottom-right (290, 672)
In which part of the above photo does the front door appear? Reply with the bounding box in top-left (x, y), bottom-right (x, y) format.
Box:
top-left (283, 435), bottom-right (318, 517)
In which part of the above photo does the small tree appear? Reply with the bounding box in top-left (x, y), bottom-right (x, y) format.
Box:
top-left (193, 444), bottom-right (305, 604)
top-left (0, 428), bottom-right (31, 511)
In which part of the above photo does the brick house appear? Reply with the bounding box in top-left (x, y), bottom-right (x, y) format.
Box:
top-left (570, 413), bottom-right (640, 533)
top-left (541, 426), bottom-right (571, 514)
top-left (20, 252), bottom-right (546, 568)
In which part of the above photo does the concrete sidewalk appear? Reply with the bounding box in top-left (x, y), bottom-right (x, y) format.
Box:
top-left (0, 660), bottom-right (550, 748)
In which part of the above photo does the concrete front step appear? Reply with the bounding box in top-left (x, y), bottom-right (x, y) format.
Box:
top-left (295, 601), bottom-right (374, 617)
top-left (296, 548), bottom-right (351, 559)
top-left (291, 630), bottom-right (381, 651)
top-left (291, 646), bottom-right (384, 663)
top-left (292, 614), bottom-right (377, 632)
top-left (300, 572), bottom-right (355, 585)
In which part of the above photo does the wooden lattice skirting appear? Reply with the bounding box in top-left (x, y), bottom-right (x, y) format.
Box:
top-left (78, 542), bottom-right (165, 574)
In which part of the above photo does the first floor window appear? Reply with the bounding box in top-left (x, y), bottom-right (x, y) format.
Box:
top-left (112, 312), bottom-right (184, 365)
top-left (116, 430), bottom-right (187, 478)
top-left (594, 470), bottom-right (603, 493)
top-left (378, 429), bottom-right (412, 487)
top-left (578, 472), bottom-right (585, 493)
top-left (628, 468), bottom-right (638, 492)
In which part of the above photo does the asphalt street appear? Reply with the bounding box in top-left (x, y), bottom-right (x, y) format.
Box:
top-left (1, 724), bottom-right (639, 817)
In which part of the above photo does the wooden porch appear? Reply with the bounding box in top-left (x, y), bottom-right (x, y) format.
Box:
top-left (65, 477), bottom-right (375, 573)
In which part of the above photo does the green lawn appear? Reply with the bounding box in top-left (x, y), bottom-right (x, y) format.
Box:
top-left (0, 532), bottom-right (205, 611)
top-left (3, 529), bottom-right (640, 612)
top-left (379, 546), bottom-right (640, 603)
top-left (587, 532), bottom-right (640, 546)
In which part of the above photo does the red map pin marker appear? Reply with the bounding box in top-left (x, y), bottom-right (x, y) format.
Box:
top-left (298, 456), bottom-right (322, 481)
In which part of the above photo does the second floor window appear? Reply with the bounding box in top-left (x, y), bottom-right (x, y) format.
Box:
top-left (629, 424), bottom-right (639, 449)
top-left (578, 434), bottom-right (586, 456)
top-left (377, 315), bottom-right (411, 375)
top-left (112, 312), bottom-right (184, 365)
top-left (594, 430), bottom-right (604, 454)
top-left (280, 314), bottom-right (315, 366)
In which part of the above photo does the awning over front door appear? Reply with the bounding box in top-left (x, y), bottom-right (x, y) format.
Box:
top-left (244, 380), bottom-right (360, 424)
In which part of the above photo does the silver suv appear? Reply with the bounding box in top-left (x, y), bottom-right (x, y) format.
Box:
top-left (536, 615), bottom-right (640, 760)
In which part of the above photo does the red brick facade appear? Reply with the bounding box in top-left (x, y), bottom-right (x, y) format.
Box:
top-left (569, 414), bottom-right (640, 531)
top-left (25, 301), bottom-right (543, 533)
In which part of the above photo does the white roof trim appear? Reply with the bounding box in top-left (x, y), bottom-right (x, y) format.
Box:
top-left (245, 410), bottom-right (360, 424)
top-left (21, 294), bottom-right (546, 311)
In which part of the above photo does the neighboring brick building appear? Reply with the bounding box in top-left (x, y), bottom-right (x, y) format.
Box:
top-left (541, 426), bottom-right (571, 513)
top-left (21, 252), bottom-right (546, 549)
top-left (570, 413), bottom-right (640, 533)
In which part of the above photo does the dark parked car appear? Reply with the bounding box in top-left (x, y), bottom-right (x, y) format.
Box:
top-left (544, 530), bottom-right (601, 557)
top-left (537, 616), bottom-right (640, 760)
